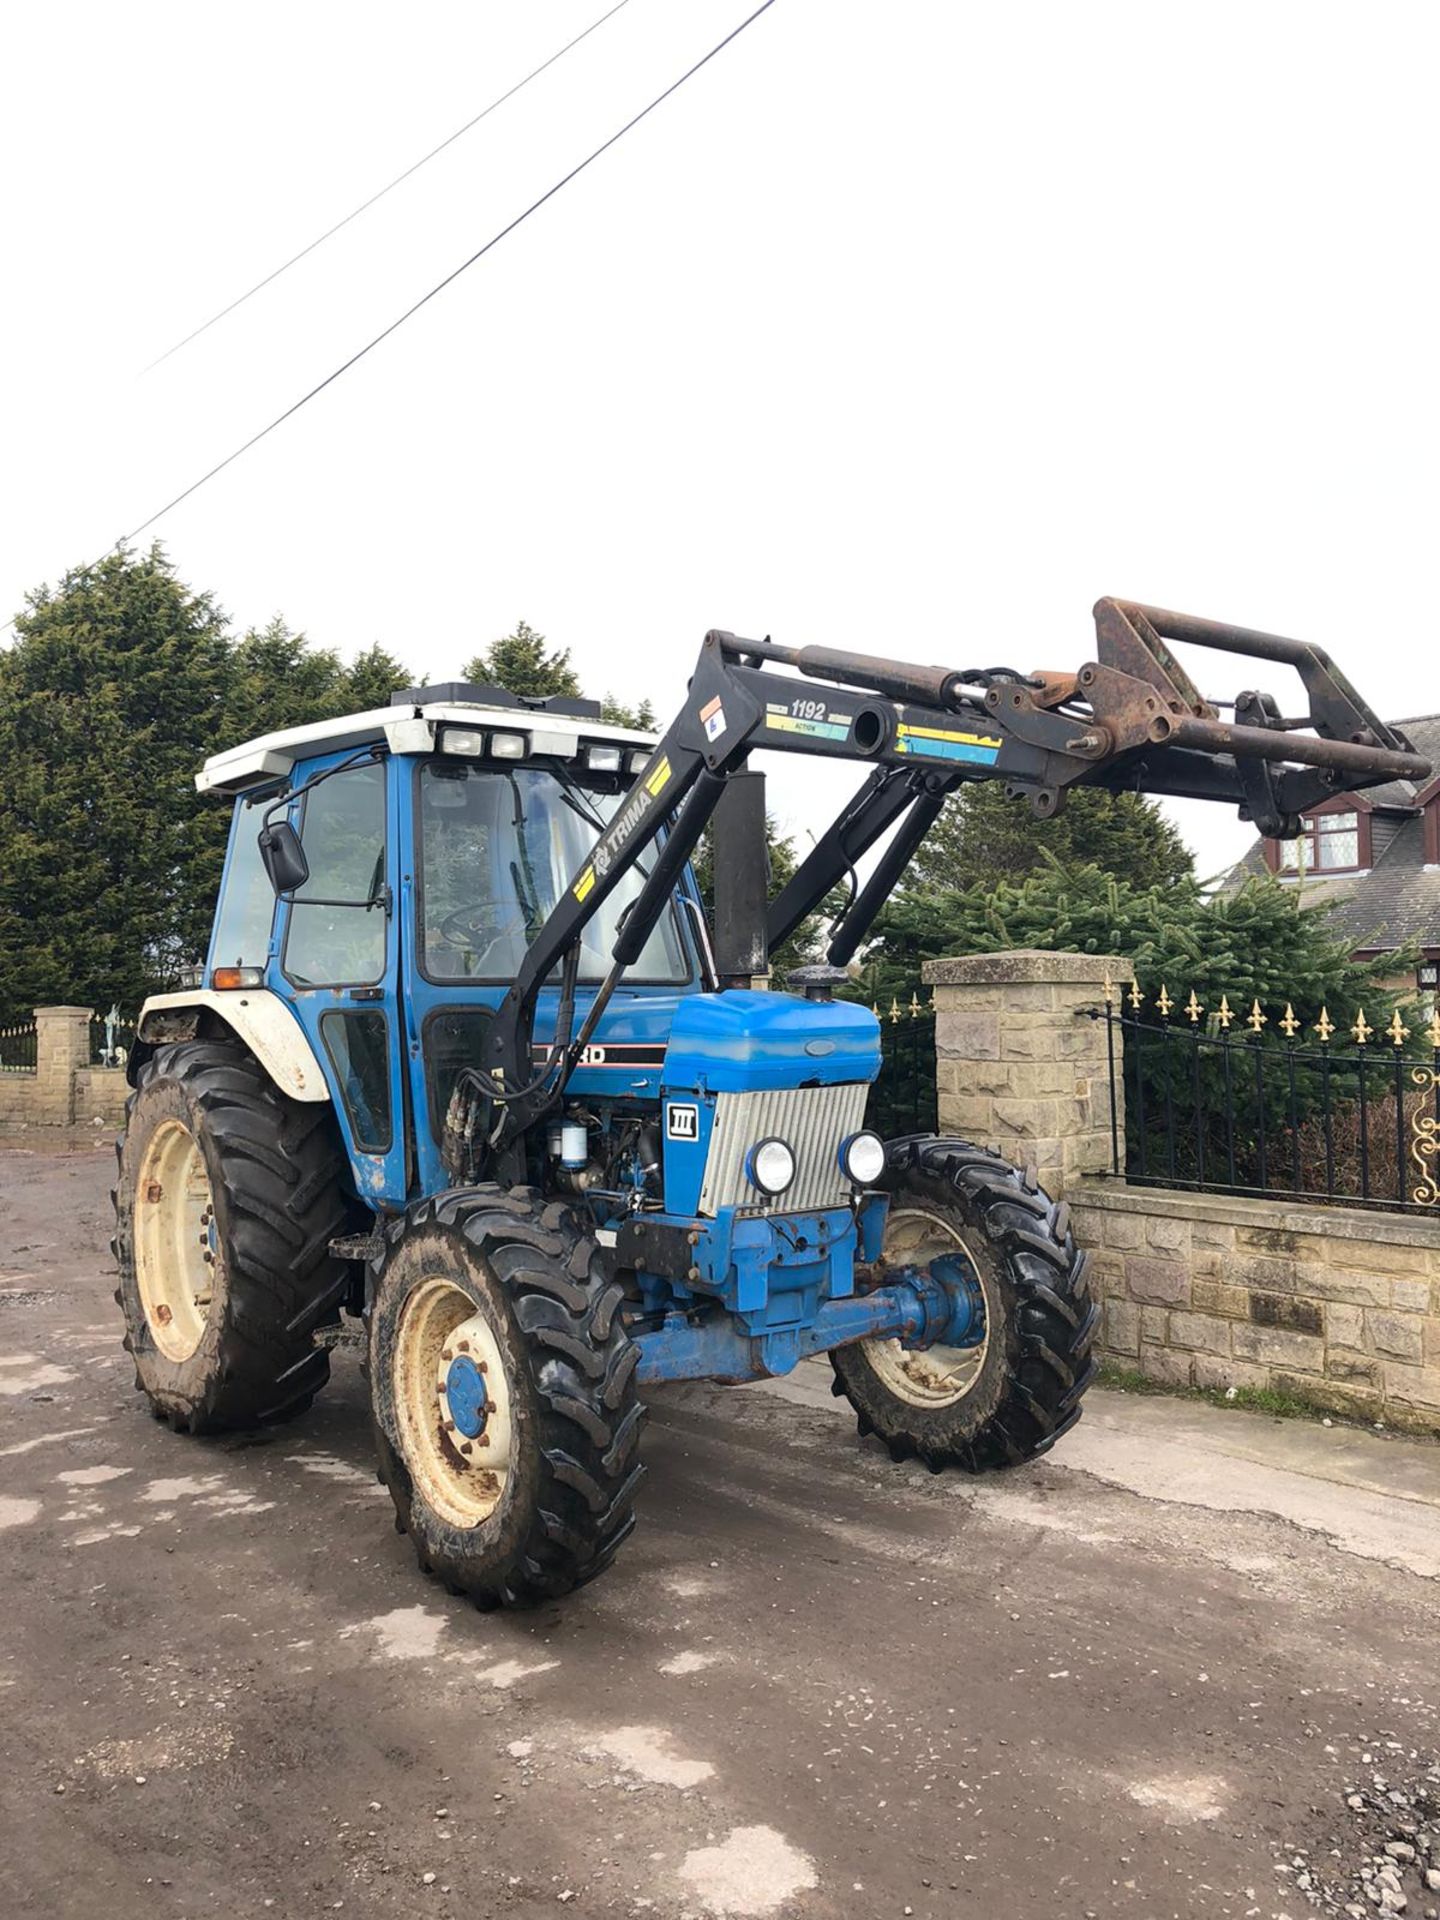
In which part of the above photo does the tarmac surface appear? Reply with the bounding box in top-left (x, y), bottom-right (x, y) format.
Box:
top-left (2, 1136), bottom-right (1438, 1920)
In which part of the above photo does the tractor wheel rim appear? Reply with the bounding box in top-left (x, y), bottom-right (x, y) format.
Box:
top-left (133, 1118), bottom-right (217, 1364)
top-left (862, 1205), bottom-right (992, 1408)
top-left (392, 1279), bottom-right (512, 1530)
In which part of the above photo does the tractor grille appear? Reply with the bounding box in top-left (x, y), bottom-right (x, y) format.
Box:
top-left (698, 1082), bottom-right (869, 1216)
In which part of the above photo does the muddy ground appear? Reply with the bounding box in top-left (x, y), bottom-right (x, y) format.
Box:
top-left (2, 1138), bottom-right (1438, 1920)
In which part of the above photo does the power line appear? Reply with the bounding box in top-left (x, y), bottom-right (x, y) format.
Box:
top-left (142, 0), bottom-right (634, 373)
top-left (0, 0), bottom-right (777, 644)
top-left (117, 0), bottom-right (777, 547)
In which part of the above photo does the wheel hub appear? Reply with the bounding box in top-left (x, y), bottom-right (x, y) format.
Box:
top-left (899, 1249), bottom-right (986, 1351)
top-left (441, 1351), bottom-right (490, 1440)
top-left (861, 1207), bottom-right (993, 1409)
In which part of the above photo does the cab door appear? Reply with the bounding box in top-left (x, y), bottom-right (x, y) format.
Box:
top-left (267, 751), bottom-right (410, 1208)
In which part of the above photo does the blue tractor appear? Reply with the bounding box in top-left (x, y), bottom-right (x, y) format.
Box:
top-left (113, 601), bottom-right (1428, 1605)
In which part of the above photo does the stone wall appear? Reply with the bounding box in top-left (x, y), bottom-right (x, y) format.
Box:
top-left (923, 949), bottom-right (1134, 1199)
top-left (72, 1068), bottom-right (131, 1127)
top-left (922, 948), bottom-right (1440, 1435)
top-left (0, 1008), bottom-right (129, 1129)
top-left (1072, 1182), bottom-right (1440, 1435)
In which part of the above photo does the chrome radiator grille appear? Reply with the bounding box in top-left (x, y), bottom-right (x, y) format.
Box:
top-left (698, 1082), bottom-right (869, 1216)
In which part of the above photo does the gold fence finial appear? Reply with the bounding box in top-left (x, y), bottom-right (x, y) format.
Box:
top-left (1428, 1008), bottom-right (1440, 1052)
top-left (1352, 1008), bottom-right (1374, 1045)
top-left (1128, 979), bottom-right (1145, 1010)
top-left (1315, 1007), bottom-right (1335, 1042)
top-left (1155, 983), bottom-right (1173, 1017)
top-left (1280, 1002), bottom-right (1300, 1037)
top-left (1102, 969), bottom-right (1115, 1007)
top-left (1247, 998), bottom-right (1267, 1034)
top-left (908, 992), bottom-right (922, 1019)
top-left (1216, 994), bottom-right (1234, 1030)
top-left (1387, 1009), bottom-right (1411, 1048)
top-left (1185, 989), bottom-right (1204, 1024)
top-left (889, 996), bottom-right (902, 1024)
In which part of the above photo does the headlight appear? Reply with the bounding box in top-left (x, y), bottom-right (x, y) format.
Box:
top-left (745, 1137), bottom-right (795, 1197)
top-left (839, 1130), bottom-right (886, 1186)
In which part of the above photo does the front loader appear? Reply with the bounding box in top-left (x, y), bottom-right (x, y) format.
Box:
top-left (112, 599), bottom-right (1430, 1605)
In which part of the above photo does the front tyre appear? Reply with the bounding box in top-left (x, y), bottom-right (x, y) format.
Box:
top-left (831, 1137), bottom-right (1097, 1471)
top-left (369, 1187), bottom-right (644, 1608)
top-left (113, 1039), bottom-right (358, 1432)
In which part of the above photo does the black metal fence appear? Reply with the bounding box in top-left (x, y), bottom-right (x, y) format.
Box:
top-left (1106, 985), bottom-right (1440, 1215)
top-left (0, 1021), bottom-right (37, 1074)
top-left (866, 991), bottom-right (938, 1138)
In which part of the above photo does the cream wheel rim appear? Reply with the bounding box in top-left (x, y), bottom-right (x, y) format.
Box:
top-left (133, 1118), bottom-right (218, 1363)
top-left (862, 1205), bottom-right (991, 1408)
top-left (391, 1278), bottom-right (513, 1530)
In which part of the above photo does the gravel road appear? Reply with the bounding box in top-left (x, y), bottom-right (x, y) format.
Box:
top-left (2, 1139), bottom-right (1437, 1920)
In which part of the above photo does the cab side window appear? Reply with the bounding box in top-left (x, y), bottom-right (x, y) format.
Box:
top-left (209, 795), bottom-right (276, 972)
top-left (283, 763), bottom-right (387, 987)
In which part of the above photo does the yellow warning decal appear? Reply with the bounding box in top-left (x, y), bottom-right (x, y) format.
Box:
top-left (644, 754), bottom-right (672, 797)
top-left (573, 865), bottom-right (596, 902)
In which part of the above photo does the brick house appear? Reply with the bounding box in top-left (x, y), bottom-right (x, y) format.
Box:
top-left (1225, 714), bottom-right (1440, 1006)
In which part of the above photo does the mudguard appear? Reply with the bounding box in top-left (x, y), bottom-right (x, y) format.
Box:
top-left (133, 989), bottom-right (329, 1102)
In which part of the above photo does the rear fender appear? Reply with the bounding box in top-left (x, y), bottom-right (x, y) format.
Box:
top-left (133, 990), bottom-right (329, 1102)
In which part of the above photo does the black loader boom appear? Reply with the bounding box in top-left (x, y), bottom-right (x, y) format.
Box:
top-left (479, 598), bottom-right (1431, 1161)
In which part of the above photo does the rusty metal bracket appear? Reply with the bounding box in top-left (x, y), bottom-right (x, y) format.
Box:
top-left (1093, 599), bottom-right (1213, 718)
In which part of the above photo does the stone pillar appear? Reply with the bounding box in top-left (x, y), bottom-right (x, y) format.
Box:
top-left (34, 1005), bottom-right (92, 1125)
top-left (921, 950), bottom-right (1134, 1199)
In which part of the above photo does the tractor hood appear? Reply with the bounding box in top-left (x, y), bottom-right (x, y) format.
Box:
top-left (662, 990), bottom-right (881, 1095)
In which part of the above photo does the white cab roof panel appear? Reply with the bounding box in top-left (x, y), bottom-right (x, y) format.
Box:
top-left (197, 701), bottom-right (658, 796)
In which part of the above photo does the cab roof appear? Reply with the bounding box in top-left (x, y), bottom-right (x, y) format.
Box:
top-left (197, 686), bottom-right (659, 797)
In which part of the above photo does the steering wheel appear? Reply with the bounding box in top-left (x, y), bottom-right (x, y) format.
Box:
top-left (437, 900), bottom-right (529, 962)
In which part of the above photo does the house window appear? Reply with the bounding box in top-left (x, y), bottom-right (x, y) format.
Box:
top-left (1278, 810), bottom-right (1361, 873)
top-left (1420, 961), bottom-right (1438, 1015)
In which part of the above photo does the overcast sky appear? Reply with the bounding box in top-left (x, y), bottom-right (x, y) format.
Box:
top-left (3, 0), bottom-right (1436, 883)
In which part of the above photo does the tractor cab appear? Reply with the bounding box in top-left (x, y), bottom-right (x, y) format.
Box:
top-left (179, 684), bottom-right (708, 1204)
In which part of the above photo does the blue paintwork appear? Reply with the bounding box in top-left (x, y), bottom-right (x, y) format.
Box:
top-left (663, 989), bottom-right (881, 1094)
top-left (444, 1355), bottom-right (489, 1438)
top-left (632, 1237), bottom-right (985, 1383)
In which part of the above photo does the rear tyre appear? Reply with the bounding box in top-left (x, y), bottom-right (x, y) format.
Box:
top-left (112, 1039), bottom-right (358, 1432)
top-left (831, 1136), bottom-right (1096, 1471)
top-left (369, 1186), bottom-right (644, 1608)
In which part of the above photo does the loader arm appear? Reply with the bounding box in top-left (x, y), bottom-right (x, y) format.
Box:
top-left (479, 600), bottom-right (1431, 1159)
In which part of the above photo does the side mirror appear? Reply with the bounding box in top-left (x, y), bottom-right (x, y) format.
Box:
top-left (258, 820), bottom-right (310, 896)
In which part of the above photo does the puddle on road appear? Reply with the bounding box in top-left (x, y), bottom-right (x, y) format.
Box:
top-left (342, 1605), bottom-right (449, 1661)
top-left (0, 1361), bottom-right (75, 1396)
top-left (1124, 1773), bottom-right (1229, 1821)
top-left (586, 1725), bottom-right (715, 1789)
top-left (678, 1824), bottom-right (818, 1916)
